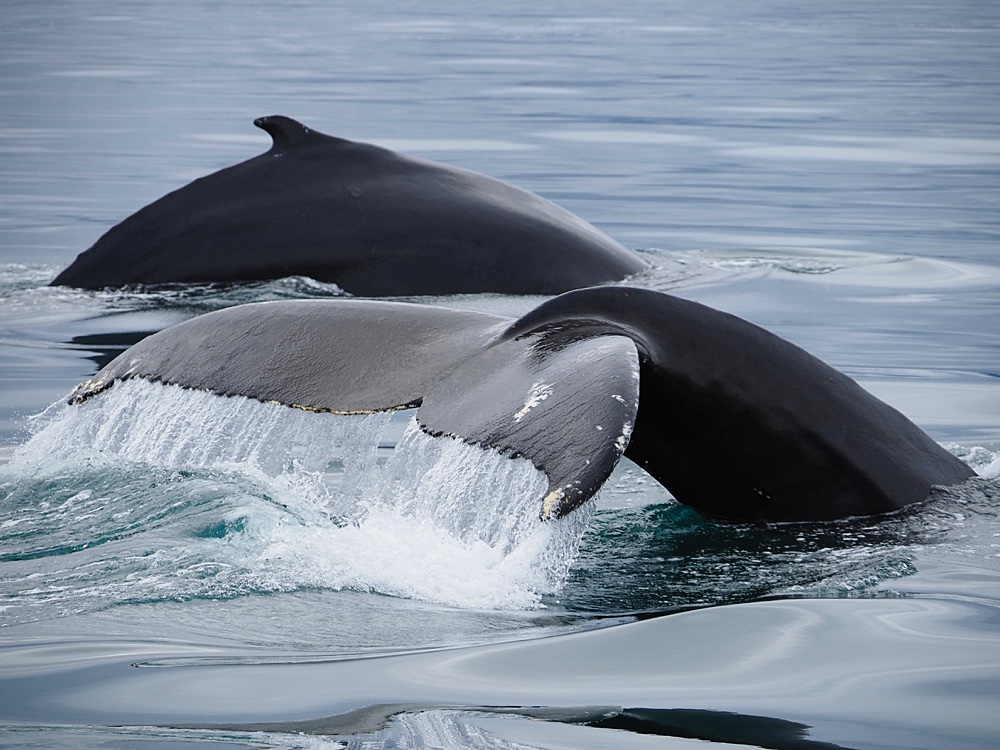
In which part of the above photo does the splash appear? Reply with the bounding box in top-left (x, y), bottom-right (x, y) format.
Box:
top-left (952, 444), bottom-right (1000, 479)
top-left (7, 380), bottom-right (996, 623)
top-left (4, 380), bottom-right (588, 614)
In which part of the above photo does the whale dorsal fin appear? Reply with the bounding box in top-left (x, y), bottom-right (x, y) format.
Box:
top-left (253, 115), bottom-right (347, 152)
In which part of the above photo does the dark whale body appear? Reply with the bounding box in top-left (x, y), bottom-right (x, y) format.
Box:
top-left (50, 116), bottom-right (647, 295)
top-left (71, 286), bottom-right (973, 523)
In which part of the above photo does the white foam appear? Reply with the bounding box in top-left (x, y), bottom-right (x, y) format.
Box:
top-left (952, 444), bottom-right (1000, 479)
top-left (16, 380), bottom-right (590, 609)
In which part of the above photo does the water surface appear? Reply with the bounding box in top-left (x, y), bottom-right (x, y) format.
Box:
top-left (1, 2), bottom-right (999, 748)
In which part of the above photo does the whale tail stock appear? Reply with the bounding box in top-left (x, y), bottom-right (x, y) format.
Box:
top-left (506, 287), bottom-right (975, 522)
top-left (69, 287), bottom-right (973, 523)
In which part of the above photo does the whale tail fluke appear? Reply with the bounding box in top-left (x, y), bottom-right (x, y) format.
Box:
top-left (419, 332), bottom-right (639, 519)
top-left (68, 288), bottom-right (973, 523)
top-left (70, 298), bottom-right (641, 520)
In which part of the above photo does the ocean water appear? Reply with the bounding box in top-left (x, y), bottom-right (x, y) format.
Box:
top-left (1, 1), bottom-right (999, 748)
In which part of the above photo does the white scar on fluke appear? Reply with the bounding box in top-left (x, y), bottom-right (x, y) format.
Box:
top-left (513, 382), bottom-right (553, 423)
top-left (616, 420), bottom-right (633, 455)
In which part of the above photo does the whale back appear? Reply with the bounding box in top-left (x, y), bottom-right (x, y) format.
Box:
top-left (50, 117), bottom-right (647, 295)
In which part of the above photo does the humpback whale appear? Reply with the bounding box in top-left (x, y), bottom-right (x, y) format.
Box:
top-left (50, 116), bottom-right (647, 295)
top-left (70, 287), bottom-right (973, 523)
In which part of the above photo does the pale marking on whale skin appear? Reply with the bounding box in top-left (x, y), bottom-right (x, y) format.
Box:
top-left (540, 486), bottom-right (567, 522)
top-left (616, 421), bottom-right (633, 455)
top-left (513, 381), bottom-right (553, 423)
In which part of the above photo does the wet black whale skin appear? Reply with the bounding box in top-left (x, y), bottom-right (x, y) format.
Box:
top-left (51, 116), bottom-right (647, 295)
top-left (71, 287), bottom-right (974, 523)
top-left (507, 287), bottom-right (975, 522)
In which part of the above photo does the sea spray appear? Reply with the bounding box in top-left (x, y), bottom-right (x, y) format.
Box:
top-left (5, 379), bottom-right (590, 611)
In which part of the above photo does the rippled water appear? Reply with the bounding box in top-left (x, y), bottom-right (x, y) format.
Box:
top-left (2, 1), bottom-right (999, 748)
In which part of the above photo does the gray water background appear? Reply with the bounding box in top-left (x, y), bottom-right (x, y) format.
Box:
top-left (1, 1), bottom-right (999, 748)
